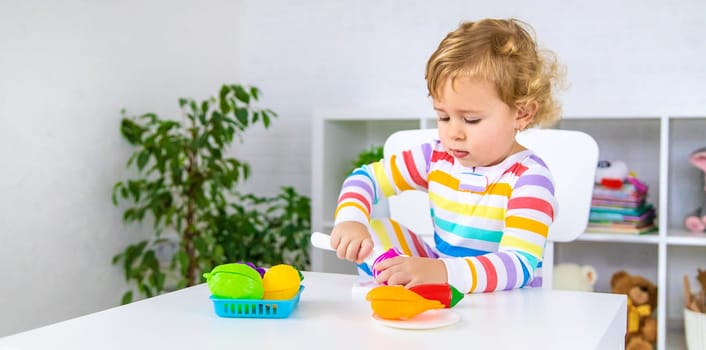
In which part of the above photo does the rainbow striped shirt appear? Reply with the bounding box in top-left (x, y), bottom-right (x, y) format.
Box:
top-left (334, 140), bottom-right (558, 293)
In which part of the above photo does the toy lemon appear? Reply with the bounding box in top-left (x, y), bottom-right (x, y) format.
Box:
top-left (203, 263), bottom-right (264, 299)
top-left (262, 264), bottom-right (302, 300)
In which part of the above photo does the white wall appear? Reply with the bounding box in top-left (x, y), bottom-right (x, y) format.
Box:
top-left (1, 0), bottom-right (705, 337)
top-left (0, 0), bottom-right (251, 336)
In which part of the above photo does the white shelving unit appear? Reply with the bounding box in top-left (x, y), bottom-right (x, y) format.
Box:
top-left (311, 109), bottom-right (706, 350)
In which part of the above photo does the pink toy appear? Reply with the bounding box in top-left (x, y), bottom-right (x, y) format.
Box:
top-left (371, 248), bottom-right (403, 284)
top-left (684, 148), bottom-right (706, 233)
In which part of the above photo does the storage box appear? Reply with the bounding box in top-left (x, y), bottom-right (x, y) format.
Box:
top-left (685, 308), bottom-right (706, 350)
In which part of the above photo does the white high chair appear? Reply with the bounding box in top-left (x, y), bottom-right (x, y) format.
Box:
top-left (382, 128), bottom-right (599, 289)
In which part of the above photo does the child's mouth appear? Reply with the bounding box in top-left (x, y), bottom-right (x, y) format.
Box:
top-left (451, 149), bottom-right (469, 158)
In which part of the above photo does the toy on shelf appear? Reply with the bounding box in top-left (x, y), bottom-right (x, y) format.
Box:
top-left (683, 269), bottom-right (705, 313)
top-left (595, 160), bottom-right (629, 189)
top-left (684, 147), bottom-right (706, 233)
top-left (611, 270), bottom-right (657, 350)
top-left (588, 160), bottom-right (657, 235)
top-left (552, 263), bottom-right (598, 292)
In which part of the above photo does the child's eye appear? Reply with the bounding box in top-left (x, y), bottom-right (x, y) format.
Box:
top-left (438, 116), bottom-right (450, 122)
top-left (464, 118), bottom-right (480, 124)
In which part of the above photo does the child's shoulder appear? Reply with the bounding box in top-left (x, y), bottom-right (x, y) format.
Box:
top-left (400, 139), bottom-right (443, 152)
top-left (502, 149), bottom-right (551, 174)
top-left (515, 150), bottom-right (555, 179)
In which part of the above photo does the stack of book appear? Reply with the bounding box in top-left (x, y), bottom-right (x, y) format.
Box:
top-left (587, 181), bottom-right (657, 235)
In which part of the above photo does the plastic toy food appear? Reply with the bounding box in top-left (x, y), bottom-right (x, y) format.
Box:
top-left (366, 285), bottom-right (444, 320)
top-left (409, 283), bottom-right (464, 308)
top-left (262, 264), bottom-right (303, 300)
top-left (206, 263), bottom-right (305, 319)
top-left (203, 263), bottom-right (265, 299)
top-left (371, 247), bottom-right (402, 282)
top-left (239, 261), bottom-right (266, 277)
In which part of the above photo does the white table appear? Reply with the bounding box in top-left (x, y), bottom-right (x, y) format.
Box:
top-left (0, 271), bottom-right (626, 350)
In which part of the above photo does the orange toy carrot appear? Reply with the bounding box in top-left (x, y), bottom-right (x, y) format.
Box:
top-left (366, 285), bottom-right (444, 320)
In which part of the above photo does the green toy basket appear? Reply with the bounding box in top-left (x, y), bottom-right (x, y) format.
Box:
top-left (209, 286), bottom-right (304, 319)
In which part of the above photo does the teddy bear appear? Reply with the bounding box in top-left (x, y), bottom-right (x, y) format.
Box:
top-left (684, 147), bottom-right (706, 233)
top-left (552, 263), bottom-right (598, 292)
top-left (611, 270), bottom-right (658, 350)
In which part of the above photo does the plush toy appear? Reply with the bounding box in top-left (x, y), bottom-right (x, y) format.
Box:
top-left (611, 270), bottom-right (658, 350)
top-left (684, 268), bottom-right (706, 313)
top-left (552, 263), bottom-right (598, 292)
top-left (698, 268), bottom-right (706, 293)
top-left (684, 147), bottom-right (706, 233)
top-left (596, 160), bottom-right (629, 189)
top-left (595, 160), bottom-right (648, 192)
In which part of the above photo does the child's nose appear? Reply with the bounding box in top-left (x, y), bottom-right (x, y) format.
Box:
top-left (447, 119), bottom-right (466, 140)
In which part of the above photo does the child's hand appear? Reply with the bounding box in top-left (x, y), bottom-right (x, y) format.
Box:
top-left (330, 221), bottom-right (374, 264)
top-left (373, 256), bottom-right (448, 288)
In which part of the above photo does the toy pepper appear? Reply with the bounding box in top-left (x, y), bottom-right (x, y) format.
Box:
top-left (409, 283), bottom-right (464, 308)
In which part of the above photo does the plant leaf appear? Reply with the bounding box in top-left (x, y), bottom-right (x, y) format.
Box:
top-left (235, 107), bottom-right (248, 126)
top-left (121, 291), bottom-right (133, 305)
top-left (233, 85), bottom-right (250, 104)
top-left (137, 151), bottom-right (149, 171)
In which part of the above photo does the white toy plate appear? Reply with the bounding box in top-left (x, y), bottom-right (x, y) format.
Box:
top-left (372, 309), bottom-right (460, 330)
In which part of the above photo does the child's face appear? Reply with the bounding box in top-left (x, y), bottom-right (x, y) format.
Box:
top-left (434, 78), bottom-right (523, 168)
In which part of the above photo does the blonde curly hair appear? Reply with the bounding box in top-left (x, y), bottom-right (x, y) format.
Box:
top-left (425, 18), bottom-right (565, 128)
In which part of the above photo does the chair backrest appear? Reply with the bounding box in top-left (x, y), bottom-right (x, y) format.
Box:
top-left (382, 128), bottom-right (599, 287)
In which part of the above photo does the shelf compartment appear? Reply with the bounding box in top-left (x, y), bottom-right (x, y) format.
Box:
top-left (666, 245), bottom-right (706, 343)
top-left (666, 321), bottom-right (687, 350)
top-left (555, 240), bottom-right (658, 293)
top-left (668, 118), bottom-right (706, 230)
top-left (577, 232), bottom-right (660, 244)
top-left (559, 118), bottom-right (662, 214)
top-left (667, 228), bottom-right (706, 246)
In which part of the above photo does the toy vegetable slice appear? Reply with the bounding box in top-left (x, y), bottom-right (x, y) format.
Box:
top-left (203, 263), bottom-right (264, 299)
top-left (409, 283), bottom-right (464, 308)
top-left (365, 285), bottom-right (444, 320)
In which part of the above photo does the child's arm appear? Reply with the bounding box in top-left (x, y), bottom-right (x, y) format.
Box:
top-left (332, 143), bottom-right (434, 262)
top-left (441, 165), bottom-right (558, 293)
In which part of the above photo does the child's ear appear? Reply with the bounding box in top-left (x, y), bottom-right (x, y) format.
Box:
top-left (515, 101), bottom-right (538, 130)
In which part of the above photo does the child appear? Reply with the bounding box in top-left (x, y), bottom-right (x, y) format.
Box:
top-left (330, 18), bottom-right (564, 294)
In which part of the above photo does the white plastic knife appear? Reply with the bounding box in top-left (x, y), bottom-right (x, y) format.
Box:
top-left (310, 231), bottom-right (385, 267)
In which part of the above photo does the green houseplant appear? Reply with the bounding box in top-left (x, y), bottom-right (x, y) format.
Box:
top-left (350, 144), bottom-right (384, 172)
top-left (112, 84), bottom-right (310, 304)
